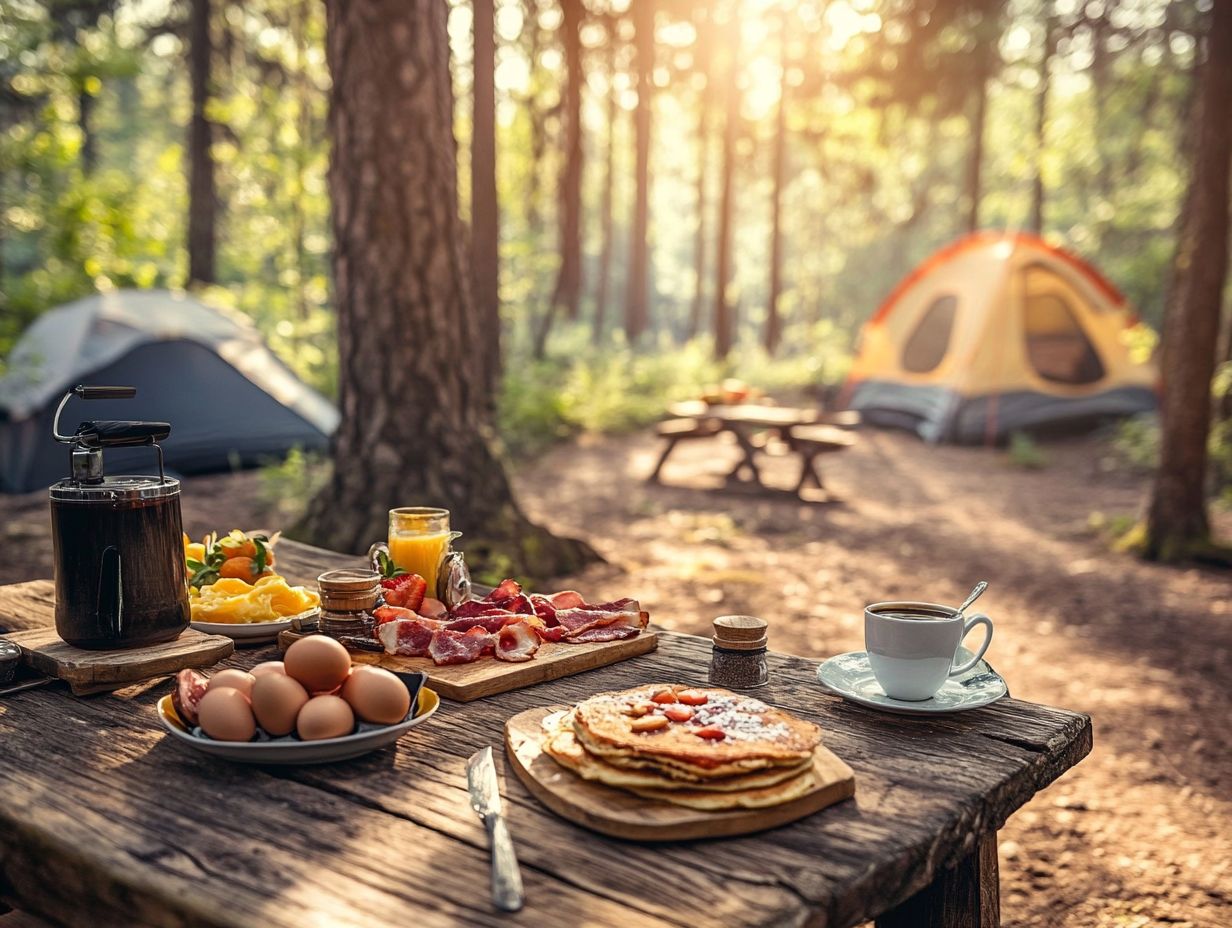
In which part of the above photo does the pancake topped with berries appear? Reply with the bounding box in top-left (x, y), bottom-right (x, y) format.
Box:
top-left (570, 684), bottom-right (821, 779)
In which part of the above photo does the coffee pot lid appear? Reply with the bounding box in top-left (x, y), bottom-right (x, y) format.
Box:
top-left (50, 475), bottom-right (180, 503)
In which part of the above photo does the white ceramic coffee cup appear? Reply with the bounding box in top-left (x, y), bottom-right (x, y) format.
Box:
top-left (864, 601), bottom-right (994, 701)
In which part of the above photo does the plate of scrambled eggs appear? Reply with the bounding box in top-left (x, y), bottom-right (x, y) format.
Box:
top-left (186, 531), bottom-right (321, 643)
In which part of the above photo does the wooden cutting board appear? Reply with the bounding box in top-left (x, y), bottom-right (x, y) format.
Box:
top-left (278, 628), bottom-right (658, 702)
top-left (5, 625), bottom-right (235, 696)
top-left (505, 705), bottom-right (856, 841)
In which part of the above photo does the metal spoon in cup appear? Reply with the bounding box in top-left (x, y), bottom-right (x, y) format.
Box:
top-left (954, 580), bottom-right (988, 619)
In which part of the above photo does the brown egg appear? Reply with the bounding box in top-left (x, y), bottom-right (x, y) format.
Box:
top-left (296, 695), bottom-right (355, 741)
top-left (250, 673), bottom-right (309, 737)
top-left (207, 668), bottom-right (256, 699)
top-left (284, 636), bottom-right (352, 693)
top-left (197, 687), bottom-right (257, 742)
top-left (341, 666), bottom-right (411, 725)
top-left (250, 661), bottom-right (287, 679)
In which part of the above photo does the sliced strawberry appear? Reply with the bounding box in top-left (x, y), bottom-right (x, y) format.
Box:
top-left (650, 689), bottom-right (678, 704)
top-left (677, 690), bottom-right (709, 706)
top-left (664, 706), bottom-right (694, 723)
top-left (694, 726), bottom-right (727, 741)
top-left (383, 574), bottom-right (427, 611)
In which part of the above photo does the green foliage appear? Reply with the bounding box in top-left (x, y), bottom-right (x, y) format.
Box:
top-left (499, 324), bottom-right (851, 459)
top-left (1111, 414), bottom-right (1162, 473)
top-left (1006, 431), bottom-right (1048, 469)
top-left (258, 446), bottom-right (330, 522)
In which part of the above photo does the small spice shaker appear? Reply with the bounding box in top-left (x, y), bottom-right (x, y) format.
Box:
top-left (317, 568), bottom-right (382, 638)
top-left (708, 615), bottom-right (769, 689)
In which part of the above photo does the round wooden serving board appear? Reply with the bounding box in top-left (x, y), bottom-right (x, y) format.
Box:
top-left (505, 705), bottom-right (856, 841)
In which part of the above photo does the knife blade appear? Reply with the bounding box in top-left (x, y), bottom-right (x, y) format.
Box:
top-left (466, 746), bottom-right (525, 912)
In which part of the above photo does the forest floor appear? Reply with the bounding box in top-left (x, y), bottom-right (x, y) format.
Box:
top-left (2, 427), bottom-right (1229, 928)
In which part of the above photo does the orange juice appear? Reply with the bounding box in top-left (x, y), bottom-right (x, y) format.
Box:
top-left (388, 531), bottom-right (451, 592)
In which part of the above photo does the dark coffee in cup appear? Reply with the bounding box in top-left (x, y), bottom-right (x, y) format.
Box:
top-left (869, 605), bottom-right (954, 622)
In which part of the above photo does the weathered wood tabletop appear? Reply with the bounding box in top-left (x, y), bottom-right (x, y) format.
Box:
top-left (0, 539), bottom-right (1091, 928)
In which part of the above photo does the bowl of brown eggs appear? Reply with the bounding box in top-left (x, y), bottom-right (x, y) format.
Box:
top-left (157, 636), bottom-right (439, 764)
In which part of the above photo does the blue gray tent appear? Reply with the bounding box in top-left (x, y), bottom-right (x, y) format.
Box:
top-left (0, 290), bottom-right (339, 493)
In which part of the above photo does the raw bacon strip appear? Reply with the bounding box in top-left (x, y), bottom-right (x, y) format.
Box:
top-left (448, 600), bottom-right (511, 620)
top-left (444, 612), bottom-right (526, 634)
top-left (495, 621), bottom-right (541, 662)
top-left (554, 598), bottom-right (647, 638)
top-left (529, 594), bottom-right (557, 625)
top-left (487, 578), bottom-right (523, 604)
top-left (464, 626), bottom-right (496, 655)
top-left (533, 624), bottom-right (567, 643)
top-left (567, 624), bottom-right (641, 643)
top-left (378, 617), bottom-right (442, 657)
top-left (549, 591), bottom-right (585, 609)
top-left (504, 593), bottom-right (535, 615)
top-left (428, 628), bottom-right (489, 665)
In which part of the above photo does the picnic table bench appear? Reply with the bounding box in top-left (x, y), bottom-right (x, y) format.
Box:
top-left (0, 539), bottom-right (1091, 928)
top-left (650, 401), bottom-right (860, 497)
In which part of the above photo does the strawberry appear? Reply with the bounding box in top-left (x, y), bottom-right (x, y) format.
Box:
top-left (382, 573), bottom-right (427, 611)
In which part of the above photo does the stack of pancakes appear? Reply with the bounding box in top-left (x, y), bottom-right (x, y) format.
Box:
top-left (541, 684), bottom-right (824, 810)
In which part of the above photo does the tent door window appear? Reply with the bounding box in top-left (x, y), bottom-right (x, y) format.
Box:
top-left (901, 294), bottom-right (957, 374)
top-left (1022, 267), bottom-right (1105, 386)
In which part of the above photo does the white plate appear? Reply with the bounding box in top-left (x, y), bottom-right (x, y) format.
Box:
top-left (190, 608), bottom-right (318, 645)
top-left (157, 684), bottom-right (440, 764)
top-left (816, 648), bottom-right (1008, 716)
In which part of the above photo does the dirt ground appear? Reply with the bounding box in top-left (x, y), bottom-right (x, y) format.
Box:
top-left (3, 427), bottom-right (1230, 928)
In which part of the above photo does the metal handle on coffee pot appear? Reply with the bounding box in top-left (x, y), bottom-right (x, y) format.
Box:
top-left (52, 385), bottom-right (171, 485)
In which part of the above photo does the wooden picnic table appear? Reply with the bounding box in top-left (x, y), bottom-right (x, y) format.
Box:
top-left (0, 539), bottom-right (1091, 928)
top-left (654, 401), bottom-right (858, 495)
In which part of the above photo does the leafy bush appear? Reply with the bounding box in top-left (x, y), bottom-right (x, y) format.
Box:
top-left (1111, 414), bottom-right (1161, 473)
top-left (497, 323), bottom-right (853, 459)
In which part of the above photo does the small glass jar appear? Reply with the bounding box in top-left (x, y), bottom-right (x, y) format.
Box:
top-left (708, 615), bottom-right (769, 689)
top-left (317, 568), bottom-right (381, 639)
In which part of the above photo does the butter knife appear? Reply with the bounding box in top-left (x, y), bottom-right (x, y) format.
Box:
top-left (466, 746), bottom-right (525, 912)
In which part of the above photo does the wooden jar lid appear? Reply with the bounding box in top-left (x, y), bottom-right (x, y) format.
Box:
top-left (318, 568), bottom-right (381, 593)
top-left (713, 615), bottom-right (767, 641)
top-left (712, 615), bottom-right (768, 651)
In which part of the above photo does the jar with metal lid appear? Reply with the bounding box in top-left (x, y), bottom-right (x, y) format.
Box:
top-left (708, 614), bottom-right (769, 689)
top-left (317, 568), bottom-right (382, 638)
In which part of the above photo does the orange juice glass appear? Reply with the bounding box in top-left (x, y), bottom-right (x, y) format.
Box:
top-left (386, 507), bottom-right (452, 593)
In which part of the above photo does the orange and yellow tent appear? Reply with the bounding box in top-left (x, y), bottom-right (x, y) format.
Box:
top-left (842, 233), bottom-right (1157, 444)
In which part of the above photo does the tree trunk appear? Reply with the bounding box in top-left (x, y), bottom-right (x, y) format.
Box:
top-left (535, 0), bottom-right (585, 358)
top-left (78, 87), bottom-right (97, 175)
top-left (551, 0), bottom-right (584, 323)
top-left (625, 0), bottom-right (654, 342)
top-left (713, 14), bottom-right (740, 362)
top-left (471, 0), bottom-right (501, 395)
top-left (187, 0), bottom-right (217, 285)
top-left (1144, 0), bottom-right (1232, 561)
top-left (687, 9), bottom-right (712, 342)
top-left (1028, 4), bottom-right (1055, 235)
top-left (593, 23), bottom-right (618, 347)
top-left (764, 11), bottom-right (789, 356)
top-left (299, 0), bottom-right (598, 582)
top-left (290, 0), bottom-right (310, 322)
top-left (964, 42), bottom-right (990, 235)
